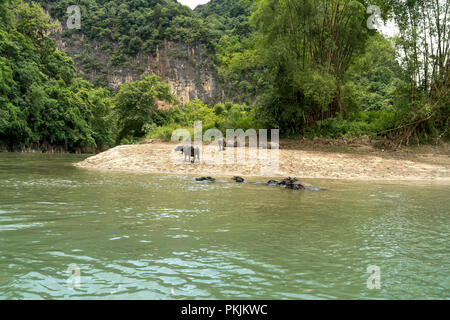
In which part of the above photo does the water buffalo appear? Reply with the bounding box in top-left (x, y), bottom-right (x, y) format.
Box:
top-left (277, 177), bottom-right (298, 186)
top-left (266, 177), bottom-right (322, 190)
top-left (194, 174), bottom-right (323, 191)
top-left (195, 177), bottom-right (215, 183)
top-left (285, 180), bottom-right (306, 190)
top-left (174, 145), bottom-right (184, 153)
top-left (281, 177), bottom-right (317, 190)
top-left (174, 145), bottom-right (200, 163)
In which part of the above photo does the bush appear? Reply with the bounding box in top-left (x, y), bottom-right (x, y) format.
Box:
top-left (309, 110), bottom-right (396, 138)
top-left (145, 124), bottom-right (194, 142)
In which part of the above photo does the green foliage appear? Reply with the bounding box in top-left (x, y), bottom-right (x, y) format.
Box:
top-left (182, 99), bottom-right (218, 129)
top-left (219, 102), bottom-right (257, 131)
top-left (113, 75), bottom-right (177, 142)
top-left (249, 0), bottom-right (372, 132)
top-left (346, 34), bottom-right (403, 112)
top-left (0, 0), bottom-right (114, 151)
top-left (110, 50), bottom-right (128, 66)
top-left (310, 111), bottom-right (397, 138)
top-left (142, 98), bottom-right (259, 141)
top-left (371, 0), bottom-right (450, 142)
top-left (36, 0), bottom-right (227, 56)
top-left (203, 1), bottom-right (264, 104)
top-left (2, 0), bottom-right (447, 151)
top-left (294, 70), bottom-right (338, 111)
top-left (196, 0), bottom-right (256, 45)
top-left (146, 123), bottom-right (194, 142)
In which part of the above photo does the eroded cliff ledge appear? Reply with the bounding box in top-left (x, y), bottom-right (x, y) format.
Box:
top-left (57, 33), bottom-right (225, 104)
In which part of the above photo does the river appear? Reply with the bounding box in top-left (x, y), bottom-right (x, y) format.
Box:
top-left (0, 153), bottom-right (448, 299)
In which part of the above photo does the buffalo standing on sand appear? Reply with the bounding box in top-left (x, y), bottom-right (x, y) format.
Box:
top-left (174, 145), bottom-right (200, 163)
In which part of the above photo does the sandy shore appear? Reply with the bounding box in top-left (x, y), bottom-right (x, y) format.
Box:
top-left (74, 139), bottom-right (450, 182)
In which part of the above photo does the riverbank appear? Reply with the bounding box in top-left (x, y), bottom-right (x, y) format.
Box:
top-left (0, 142), bottom-right (100, 154)
top-left (74, 139), bottom-right (450, 182)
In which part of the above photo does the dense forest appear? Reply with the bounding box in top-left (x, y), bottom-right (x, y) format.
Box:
top-left (0, 0), bottom-right (448, 152)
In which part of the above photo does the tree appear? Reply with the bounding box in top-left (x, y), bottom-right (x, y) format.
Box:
top-left (346, 33), bottom-right (404, 112)
top-left (249, 0), bottom-right (371, 133)
top-left (114, 75), bottom-right (177, 142)
top-left (373, 0), bottom-right (450, 144)
top-left (0, 1), bottom-right (115, 151)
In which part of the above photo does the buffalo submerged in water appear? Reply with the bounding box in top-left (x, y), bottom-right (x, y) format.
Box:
top-left (195, 176), bottom-right (324, 191)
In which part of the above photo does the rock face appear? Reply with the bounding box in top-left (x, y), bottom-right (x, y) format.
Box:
top-left (56, 34), bottom-right (225, 105)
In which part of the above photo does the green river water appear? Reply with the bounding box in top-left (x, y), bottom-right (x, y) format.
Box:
top-left (0, 153), bottom-right (448, 299)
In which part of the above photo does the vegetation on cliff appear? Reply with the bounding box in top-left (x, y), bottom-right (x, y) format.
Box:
top-left (0, 0), bottom-right (448, 151)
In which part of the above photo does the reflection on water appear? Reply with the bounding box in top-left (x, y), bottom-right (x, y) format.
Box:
top-left (0, 153), bottom-right (448, 299)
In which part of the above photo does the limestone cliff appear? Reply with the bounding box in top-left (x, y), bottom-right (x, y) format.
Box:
top-left (56, 33), bottom-right (225, 105)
